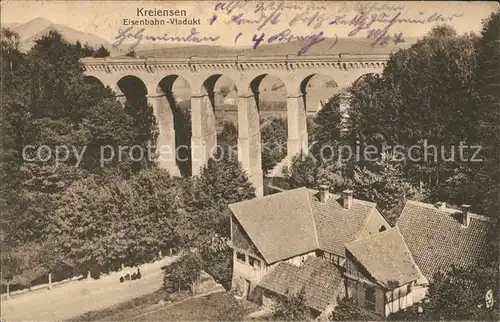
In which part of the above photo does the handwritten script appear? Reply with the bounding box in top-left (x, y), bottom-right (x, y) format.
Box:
top-left (112, 27), bottom-right (220, 52)
top-left (112, 1), bottom-right (465, 55)
top-left (210, 1), bottom-right (464, 54)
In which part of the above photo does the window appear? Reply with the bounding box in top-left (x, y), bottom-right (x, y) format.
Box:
top-left (236, 251), bottom-right (246, 263)
top-left (328, 254), bottom-right (340, 266)
top-left (365, 285), bottom-right (376, 311)
top-left (333, 255), bottom-right (340, 266)
top-left (249, 256), bottom-right (260, 269)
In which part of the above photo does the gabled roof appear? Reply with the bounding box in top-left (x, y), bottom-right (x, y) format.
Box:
top-left (229, 188), bottom-right (318, 263)
top-left (345, 226), bottom-right (423, 288)
top-left (258, 257), bottom-right (344, 312)
top-left (229, 187), bottom-right (376, 263)
top-left (309, 190), bottom-right (376, 256)
top-left (397, 200), bottom-right (493, 281)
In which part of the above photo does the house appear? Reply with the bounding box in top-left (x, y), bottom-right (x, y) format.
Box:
top-left (344, 226), bottom-right (425, 317)
top-left (228, 188), bottom-right (494, 318)
top-left (228, 186), bottom-right (390, 316)
top-left (397, 200), bottom-right (495, 302)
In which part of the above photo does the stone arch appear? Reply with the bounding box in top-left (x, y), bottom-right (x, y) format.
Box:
top-left (83, 75), bottom-right (105, 88)
top-left (153, 75), bottom-right (192, 177)
top-left (116, 75), bottom-right (148, 106)
top-left (249, 74), bottom-right (287, 113)
top-left (352, 73), bottom-right (377, 87)
top-left (300, 73), bottom-right (340, 115)
top-left (82, 75), bottom-right (110, 98)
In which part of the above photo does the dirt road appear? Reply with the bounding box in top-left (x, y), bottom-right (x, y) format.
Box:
top-left (1, 257), bottom-right (175, 321)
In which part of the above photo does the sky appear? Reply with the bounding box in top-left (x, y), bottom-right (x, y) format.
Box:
top-left (1, 1), bottom-right (498, 48)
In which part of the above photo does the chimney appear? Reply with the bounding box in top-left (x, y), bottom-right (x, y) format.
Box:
top-left (435, 201), bottom-right (446, 210)
top-left (318, 185), bottom-right (330, 203)
top-left (342, 189), bottom-right (353, 210)
top-left (461, 204), bottom-right (471, 227)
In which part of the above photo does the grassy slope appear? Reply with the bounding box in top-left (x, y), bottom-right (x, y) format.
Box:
top-left (72, 291), bottom-right (255, 321)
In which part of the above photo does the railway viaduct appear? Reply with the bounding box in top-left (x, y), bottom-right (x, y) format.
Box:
top-left (81, 54), bottom-right (389, 196)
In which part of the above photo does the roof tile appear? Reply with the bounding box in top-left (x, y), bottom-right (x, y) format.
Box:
top-left (229, 188), bottom-right (318, 263)
top-left (345, 226), bottom-right (423, 287)
top-left (229, 188), bottom-right (376, 263)
top-left (397, 200), bottom-right (493, 281)
top-left (258, 257), bottom-right (344, 312)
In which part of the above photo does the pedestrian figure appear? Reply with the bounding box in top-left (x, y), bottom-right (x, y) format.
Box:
top-left (125, 273), bottom-right (131, 281)
top-left (136, 268), bottom-right (142, 279)
top-left (131, 272), bottom-right (137, 280)
top-left (119, 276), bottom-right (124, 283)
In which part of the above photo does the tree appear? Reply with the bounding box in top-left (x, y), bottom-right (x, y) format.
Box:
top-left (180, 153), bottom-right (255, 287)
top-left (1, 29), bottom-right (168, 286)
top-left (189, 153), bottom-right (255, 214)
top-left (347, 73), bottom-right (386, 147)
top-left (216, 120), bottom-right (238, 150)
top-left (348, 25), bottom-right (479, 195)
top-left (163, 252), bottom-right (203, 294)
top-left (1, 28), bottom-right (21, 72)
top-left (426, 24), bottom-right (457, 38)
top-left (312, 94), bottom-right (345, 153)
top-left (330, 298), bottom-right (371, 321)
top-left (261, 117), bottom-right (287, 173)
top-left (286, 153), bottom-right (319, 189)
top-left (48, 168), bottom-right (183, 274)
top-left (425, 12), bottom-right (500, 218)
top-left (472, 10), bottom-right (500, 218)
top-left (198, 238), bottom-right (233, 290)
top-left (272, 288), bottom-right (313, 321)
top-left (92, 45), bottom-right (110, 58)
top-left (426, 265), bottom-right (498, 321)
top-left (1, 241), bottom-right (59, 296)
top-left (390, 265), bottom-right (499, 321)
top-left (1, 248), bottom-right (24, 298)
top-left (352, 154), bottom-right (414, 224)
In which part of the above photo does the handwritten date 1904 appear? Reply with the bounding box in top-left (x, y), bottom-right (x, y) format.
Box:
top-left (368, 29), bottom-right (405, 47)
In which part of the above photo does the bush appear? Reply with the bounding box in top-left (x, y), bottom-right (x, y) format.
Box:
top-left (163, 252), bottom-right (203, 294)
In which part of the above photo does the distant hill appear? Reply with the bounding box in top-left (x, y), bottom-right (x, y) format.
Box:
top-left (1, 17), bottom-right (120, 54)
top-left (8, 17), bottom-right (53, 41)
top-left (131, 36), bottom-right (418, 58)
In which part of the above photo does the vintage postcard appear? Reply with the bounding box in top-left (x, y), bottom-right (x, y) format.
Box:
top-left (1, 0), bottom-right (499, 321)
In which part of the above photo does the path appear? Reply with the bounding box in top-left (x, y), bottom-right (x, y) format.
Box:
top-left (1, 257), bottom-right (176, 321)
